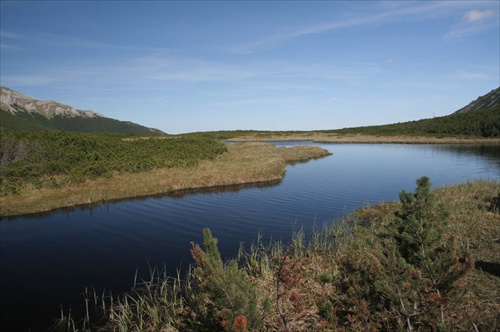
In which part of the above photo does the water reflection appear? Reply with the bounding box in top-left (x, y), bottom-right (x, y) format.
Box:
top-left (1, 179), bottom-right (283, 221)
top-left (442, 144), bottom-right (500, 166)
top-left (4, 143), bottom-right (497, 221)
top-left (1, 143), bottom-right (498, 332)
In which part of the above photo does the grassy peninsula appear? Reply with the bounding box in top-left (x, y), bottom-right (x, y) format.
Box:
top-left (0, 131), bottom-right (330, 217)
top-left (55, 178), bottom-right (500, 332)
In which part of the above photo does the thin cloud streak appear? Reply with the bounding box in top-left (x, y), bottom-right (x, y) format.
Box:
top-left (32, 32), bottom-right (129, 50)
top-left (2, 52), bottom-right (385, 91)
top-left (212, 96), bottom-right (303, 107)
top-left (449, 69), bottom-right (491, 80)
top-left (230, 1), bottom-right (475, 54)
top-left (0, 30), bottom-right (23, 39)
top-left (465, 9), bottom-right (495, 22)
top-left (444, 21), bottom-right (499, 40)
top-left (1, 74), bottom-right (60, 86)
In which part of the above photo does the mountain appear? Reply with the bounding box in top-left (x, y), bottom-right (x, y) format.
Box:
top-left (331, 87), bottom-right (500, 137)
top-left (0, 86), bottom-right (165, 135)
top-left (453, 87), bottom-right (500, 114)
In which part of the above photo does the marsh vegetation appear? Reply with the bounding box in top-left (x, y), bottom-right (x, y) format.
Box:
top-left (0, 131), bottom-right (330, 216)
top-left (54, 178), bottom-right (500, 331)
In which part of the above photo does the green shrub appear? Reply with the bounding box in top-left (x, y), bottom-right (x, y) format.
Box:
top-left (188, 228), bottom-right (261, 331)
top-left (0, 131), bottom-right (228, 195)
top-left (328, 177), bottom-right (473, 331)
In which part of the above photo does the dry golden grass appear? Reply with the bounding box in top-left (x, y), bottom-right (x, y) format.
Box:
top-left (229, 133), bottom-right (500, 144)
top-left (431, 182), bottom-right (500, 329)
top-left (354, 181), bottom-right (500, 329)
top-left (248, 180), bottom-right (500, 331)
top-left (0, 143), bottom-right (330, 217)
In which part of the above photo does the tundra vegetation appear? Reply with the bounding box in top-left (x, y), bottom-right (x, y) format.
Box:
top-left (54, 177), bottom-right (499, 332)
top-left (0, 130), bottom-right (330, 216)
top-left (0, 130), bottom-right (228, 195)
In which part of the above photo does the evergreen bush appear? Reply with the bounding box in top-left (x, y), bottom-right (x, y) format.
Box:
top-left (188, 228), bottom-right (260, 331)
top-left (0, 130), bottom-right (228, 195)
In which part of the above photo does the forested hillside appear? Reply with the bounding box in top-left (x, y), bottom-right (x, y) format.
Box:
top-left (0, 131), bottom-right (227, 195)
top-left (185, 105), bottom-right (500, 140)
top-left (332, 105), bottom-right (500, 137)
top-left (0, 109), bottom-right (165, 135)
top-left (0, 87), bottom-right (165, 135)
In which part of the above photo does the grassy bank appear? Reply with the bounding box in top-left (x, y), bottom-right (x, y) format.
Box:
top-left (55, 178), bottom-right (499, 332)
top-left (187, 105), bottom-right (500, 142)
top-left (226, 132), bottom-right (500, 144)
top-left (0, 143), bottom-right (330, 217)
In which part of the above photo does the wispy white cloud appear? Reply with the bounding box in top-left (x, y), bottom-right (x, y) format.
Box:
top-left (465, 9), bottom-right (495, 22)
top-left (130, 53), bottom-right (382, 86)
top-left (230, 1), bottom-right (474, 54)
top-left (132, 54), bottom-right (264, 83)
top-left (0, 43), bottom-right (23, 51)
top-left (449, 69), bottom-right (490, 80)
top-left (0, 30), bottom-right (24, 50)
top-left (32, 32), bottom-right (126, 49)
top-left (1, 74), bottom-right (59, 86)
top-left (0, 30), bottom-right (22, 39)
top-left (396, 80), bottom-right (458, 91)
top-left (444, 21), bottom-right (498, 40)
top-left (1, 30), bottom-right (132, 51)
top-left (211, 95), bottom-right (303, 108)
top-left (444, 8), bottom-right (498, 40)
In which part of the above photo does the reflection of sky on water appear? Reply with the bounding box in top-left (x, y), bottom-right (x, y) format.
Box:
top-left (1, 143), bottom-right (499, 332)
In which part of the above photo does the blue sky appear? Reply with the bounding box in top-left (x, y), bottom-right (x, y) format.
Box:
top-left (1, 1), bottom-right (499, 134)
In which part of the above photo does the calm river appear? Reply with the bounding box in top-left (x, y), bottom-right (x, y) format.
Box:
top-left (1, 143), bottom-right (499, 331)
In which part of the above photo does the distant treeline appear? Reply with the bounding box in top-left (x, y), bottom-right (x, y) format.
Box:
top-left (185, 106), bottom-right (500, 139)
top-left (0, 130), bottom-right (227, 195)
top-left (332, 106), bottom-right (500, 137)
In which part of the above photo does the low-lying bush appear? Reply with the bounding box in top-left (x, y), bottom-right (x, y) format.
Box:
top-left (0, 130), bottom-right (227, 195)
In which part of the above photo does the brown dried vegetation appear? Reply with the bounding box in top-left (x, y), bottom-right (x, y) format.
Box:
top-left (0, 143), bottom-right (330, 217)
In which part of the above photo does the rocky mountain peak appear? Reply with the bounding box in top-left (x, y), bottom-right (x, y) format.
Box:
top-left (453, 87), bottom-right (500, 114)
top-left (0, 86), bottom-right (103, 119)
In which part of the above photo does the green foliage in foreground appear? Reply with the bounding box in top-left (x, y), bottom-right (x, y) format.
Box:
top-left (189, 228), bottom-right (261, 331)
top-left (0, 130), bottom-right (227, 195)
top-left (55, 177), bottom-right (499, 332)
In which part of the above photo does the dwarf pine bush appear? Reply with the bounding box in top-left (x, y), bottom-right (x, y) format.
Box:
top-left (0, 131), bottom-right (228, 195)
top-left (392, 176), bottom-right (472, 329)
top-left (322, 177), bottom-right (473, 331)
top-left (188, 228), bottom-right (260, 332)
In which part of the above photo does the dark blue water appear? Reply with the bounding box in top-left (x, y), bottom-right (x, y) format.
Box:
top-left (1, 143), bottom-right (499, 331)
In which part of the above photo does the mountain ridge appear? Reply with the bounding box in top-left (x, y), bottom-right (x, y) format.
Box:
top-left (1, 86), bottom-right (499, 136)
top-left (0, 86), bottom-right (103, 119)
top-left (453, 87), bottom-right (500, 114)
top-left (0, 86), bottom-right (165, 135)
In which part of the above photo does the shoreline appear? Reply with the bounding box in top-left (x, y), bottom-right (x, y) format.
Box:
top-left (54, 180), bottom-right (500, 331)
top-left (1, 136), bottom-right (498, 218)
top-left (0, 143), bottom-right (331, 218)
top-left (226, 133), bottom-right (500, 144)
